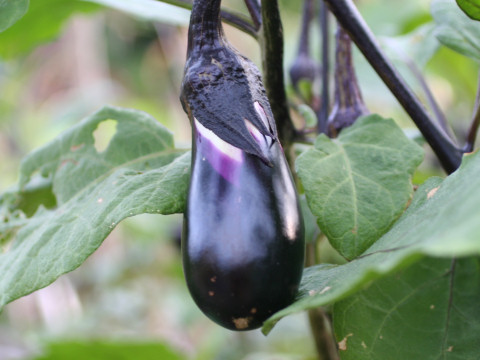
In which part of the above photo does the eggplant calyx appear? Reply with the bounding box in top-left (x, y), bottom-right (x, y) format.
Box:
top-left (181, 0), bottom-right (278, 165)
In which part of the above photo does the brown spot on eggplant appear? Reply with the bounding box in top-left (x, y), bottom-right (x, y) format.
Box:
top-left (232, 317), bottom-right (252, 330)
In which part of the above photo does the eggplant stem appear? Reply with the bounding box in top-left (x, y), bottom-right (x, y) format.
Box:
top-left (245, 0), bottom-right (262, 30)
top-left (260, 0), bottom-right (296, 159)
top-left (308, 308), bottom-right (340, 360)
top-left (306, 241), bottom-right (339, 360)
top-left (298, 0), bottom-right (315, 56)
top-left (158, 0), bottom-right (258, 38)
top-left (464, 73), bottom-right (480, 153)
top-left (318, 0), bottom-right (330, 134)
top-left (322, 0), bottom-right (462, 174)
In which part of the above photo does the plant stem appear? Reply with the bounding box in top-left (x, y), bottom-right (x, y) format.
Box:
top-left (308, 309), bottom-right (340, 360)
top-left (245, 0), bottom-right (262, 30)
top-left (306, 241), bottom-right (339, 360)
top-left (318, 0), bottom-right (330, 134)
top-left (322, 0), bottom-right (463, 174)
top-left (299, 0), bottom-right (315, 55)
top-left (158, 0), bottom-right (258, 38)
top-left (464, 73), bottom-right (480, 152)
top-left (406, 60), bottom-right (454, 140)
top-left (260, 0), bottom-right (296, 155)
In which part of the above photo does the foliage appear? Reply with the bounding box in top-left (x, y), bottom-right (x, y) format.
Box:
top-left (334, 257), bottom-right (480, 359)
top-left (34, 341), bottom-right (183, 360)
top-left (265, 150), bottom-right (480, 335)
top-left (296, 115), bottom-right (423, 260)
top-left (0, 0), bottom-right (100, 58)
top-left (0, 106), bottom-right (189, 310)
top-left (433, 0), bottom-right (480, 61)
top-left (1, 0), bottom-right (480, 359)
top-left (0, 0), bottom-right (29, 33)
top-left (456, 0), bottom-right (480, 21)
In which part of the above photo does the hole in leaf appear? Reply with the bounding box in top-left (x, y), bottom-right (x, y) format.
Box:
top-left (93, 119), bottom-right (117, 153)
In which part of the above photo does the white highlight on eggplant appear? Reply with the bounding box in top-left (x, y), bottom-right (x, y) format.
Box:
top-left (245, 120), bottom-right (265, 146)
top-left (244, 119), bottom-right (273, 152)
top-left (254, 101), bottom-right (272, 133)
top-left (194, 118), bottom-right (243, 162)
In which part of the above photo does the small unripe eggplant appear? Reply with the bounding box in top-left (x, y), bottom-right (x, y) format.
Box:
top-left (289, 0), bottom-right (319, 92)
top-left (180, 0), bottom-right (305, 331)
top-left (327, 25), bottom-right (368, 137)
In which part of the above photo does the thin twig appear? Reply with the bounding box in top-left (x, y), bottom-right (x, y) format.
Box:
top-left (318, 1), bottom-right (330, 134)
top-left (306, 240), bottom-right (339, 360)
top-left (260, 0), bottom-right (296, 157)
top-left (244, 0), bottom-right (262, 30)
top-left (220, 10), bottom-right (257, 38)
top-left (464, 73), bottom-right (480, 152)
top-left (322, 0), bottom-right (462, 174)
top-left (308, 309), bottom-right (340, 360)
top-left (406, 59), bottom-right (454, 140)
top-left (157, 0), bottom-right (258, 38)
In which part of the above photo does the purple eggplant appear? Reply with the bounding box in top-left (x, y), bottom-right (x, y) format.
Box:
top-left (180, 0), bottom-right (305, 331)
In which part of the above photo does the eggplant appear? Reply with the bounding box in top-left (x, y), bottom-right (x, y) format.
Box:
top-left (180, 0), bottom-right (305, 331)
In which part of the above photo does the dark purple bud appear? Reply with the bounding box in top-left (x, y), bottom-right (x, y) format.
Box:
top-left (328, 25), bottom-right (368, 137)
top-left (289, 0), bottom-right (320, 91)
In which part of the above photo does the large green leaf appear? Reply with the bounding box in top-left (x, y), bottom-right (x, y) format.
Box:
top-left (432, 0), bottom-right (480, 61)
top-left (83, 0), bottom-right (190, 26)
top-left (0, 0), bottom-right (100, 59)
top-left (0, 106), bottom-right (190, 310)
top-left (35, 340), bottom-right (183, 360)
top-left (334, 257), bottom-right (480, 360)
top-left (0, 0), bottom-right (29, 32)
top-left (296, 115), bottom-right (423, 260)
top-left (456, 0), bottom-right (480, 21)
top-left (263, 150), bottom-right (480, 334)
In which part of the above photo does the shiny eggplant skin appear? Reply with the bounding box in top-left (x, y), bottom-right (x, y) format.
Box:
top-left (182, 119), bottom-right (305, 331)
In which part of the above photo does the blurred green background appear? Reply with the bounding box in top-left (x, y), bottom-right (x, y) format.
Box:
top-left (0, 0), bottom-right (477, 359)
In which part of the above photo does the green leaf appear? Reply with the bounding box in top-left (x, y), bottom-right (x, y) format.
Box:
top-left (83, 0), bottom-right (190, 26)
top-left (0, 106), bottom-right (190, 310)
top-left (0, 0), bottom-right (100, 59)
top-left (35, 340), bottom-right (183, 360)
top-left (0, 0), bottom-right (29, 32)
top-left (432, 0), bottom-right (480, 61)
top-left (263, 150), bottom-right (480, 334)
top-left (456, 0), bottom-right (480, 21)
top-left (334, 257), bottom-right (480, 359)
top-left (296, 114), bottom-right (423, 260)
top-left (299, 195), bottom-right (320, 244)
